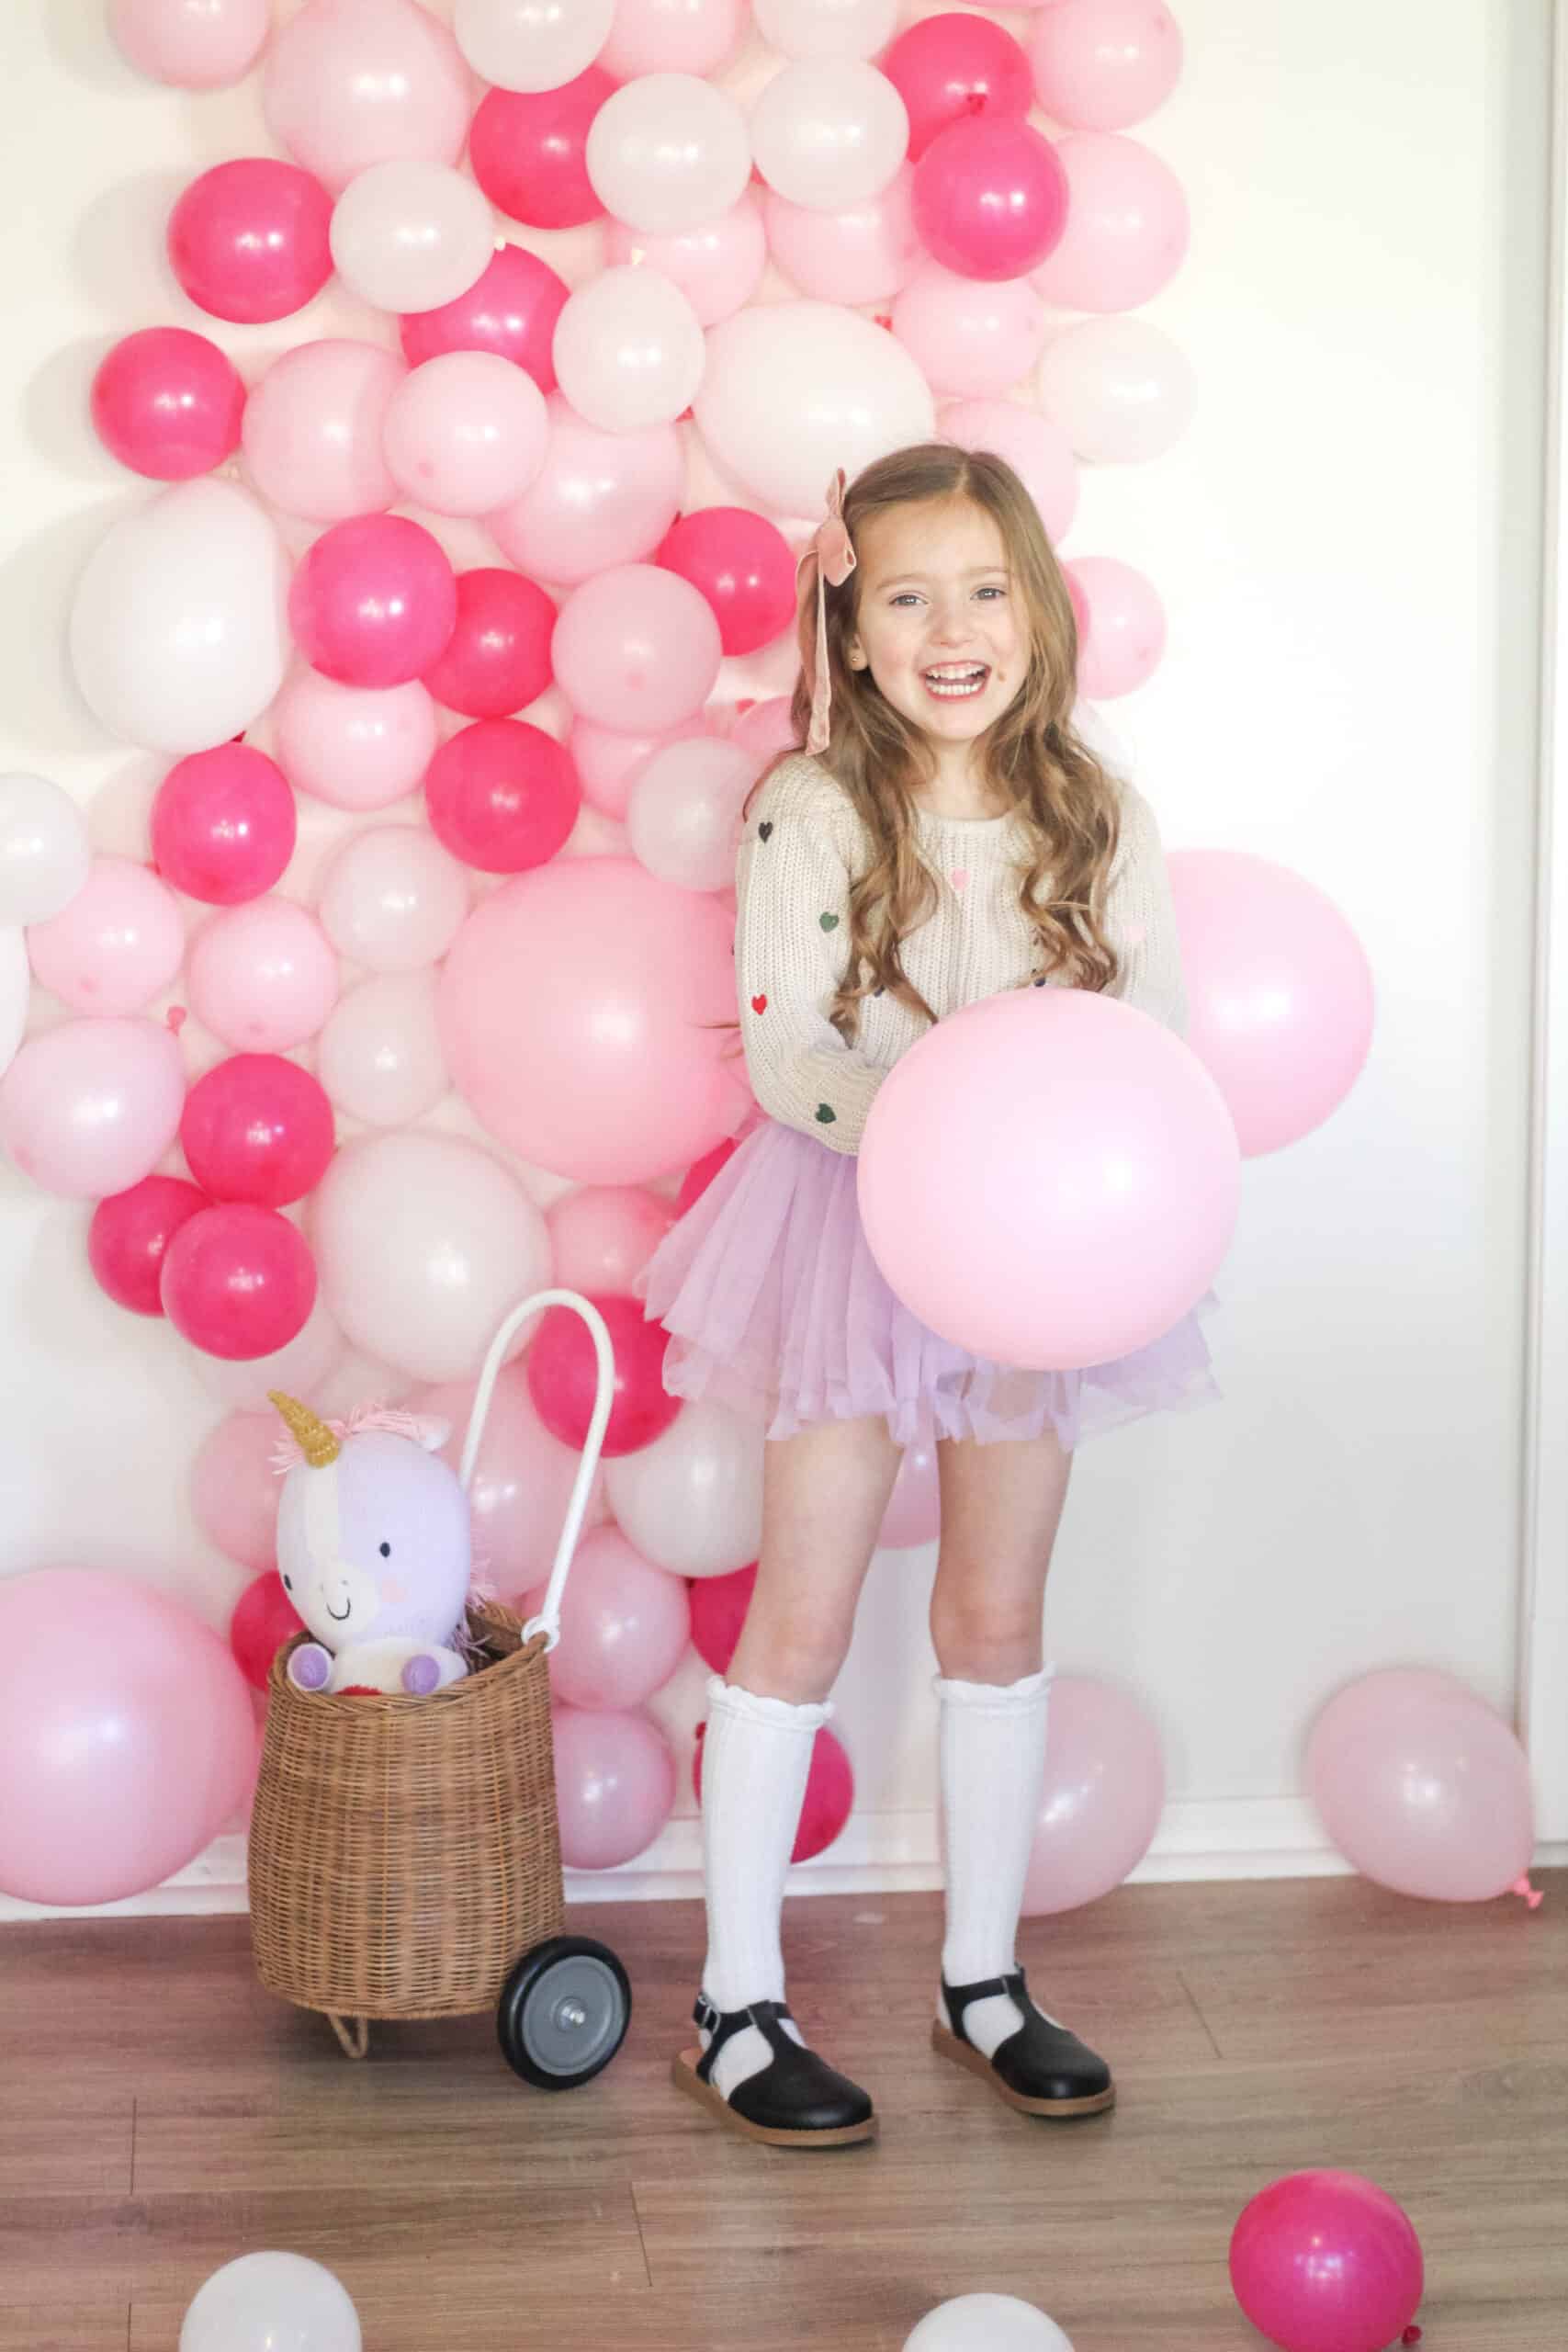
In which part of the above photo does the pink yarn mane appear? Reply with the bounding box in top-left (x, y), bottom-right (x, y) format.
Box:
top-left (269, 1401), bottom-right (443, 1476)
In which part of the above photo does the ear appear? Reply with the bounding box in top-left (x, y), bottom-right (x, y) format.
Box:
top-left (413, 1417), bottom-right (451, 1453)
top-left (846, 636), bottom-right (867, 671)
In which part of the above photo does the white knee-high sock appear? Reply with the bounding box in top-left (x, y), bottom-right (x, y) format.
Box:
top-left (697, 1674), bottom-right (829, 2098)
top-left (935, 1664), bottom-right (1056, 2060)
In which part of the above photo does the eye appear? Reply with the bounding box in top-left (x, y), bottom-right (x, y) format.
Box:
top-left (378, 1542), bottom-right (391, 1558)
top-left (890, 592), bottom-right (922, 606)
top-left (976, 585), bottom-right (1006, 600)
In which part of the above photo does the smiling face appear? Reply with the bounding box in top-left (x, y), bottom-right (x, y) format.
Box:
top-left (844, 495), bottom-right (1029, 765)
top-left (276, 1427), bottom-right (471, 1654)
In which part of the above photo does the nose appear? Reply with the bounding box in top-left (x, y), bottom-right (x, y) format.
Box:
top-left (926, 594), bottom-right (975, 647)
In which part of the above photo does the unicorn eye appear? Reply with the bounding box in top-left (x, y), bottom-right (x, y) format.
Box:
top-left (378, 1542), bottom-right (391, 1558)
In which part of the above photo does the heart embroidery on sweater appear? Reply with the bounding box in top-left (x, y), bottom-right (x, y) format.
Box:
top-left (750, 994), bottom-right (768, 1014)
top-left (819, 912), bottom-right (840, 932)
top-left (758, 822), bottom-right (773, 842)
top-left (950, 868), bottom-right (969, 895)
top-left (816, 1103), bottom-right (837, 1125)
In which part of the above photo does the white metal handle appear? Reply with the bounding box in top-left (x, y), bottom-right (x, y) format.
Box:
top-left (457, 1290), bottom-right (616, 1654)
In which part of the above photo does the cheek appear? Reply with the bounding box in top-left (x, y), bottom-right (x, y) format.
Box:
top-left (379, 1576), bottom-right (408, 1607)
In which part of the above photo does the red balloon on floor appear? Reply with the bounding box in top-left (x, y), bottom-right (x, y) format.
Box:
top-left (230, 1570), bottom-right (306, 1691)
top-left (695, 1716), bottom-right (853, 1862)
top-left (526, 1293), bottom-right (682, 1457)
top-left (88, 1173), bottom-right (211, 1315)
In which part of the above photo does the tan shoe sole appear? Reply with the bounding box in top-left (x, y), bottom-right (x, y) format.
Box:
top-left (672, 2050), bottom-right (877, 2148)
top-left (931, 2022), bottom-right (1116, 2118)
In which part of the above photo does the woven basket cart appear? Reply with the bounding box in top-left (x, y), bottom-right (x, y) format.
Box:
top-left (247, 1293), bottom-right (631, 2085)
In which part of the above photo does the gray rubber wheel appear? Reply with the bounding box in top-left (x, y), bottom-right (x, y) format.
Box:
top-left (496, 1935), bottom-right (631, 2089)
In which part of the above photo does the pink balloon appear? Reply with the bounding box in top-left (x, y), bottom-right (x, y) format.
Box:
top-left (410, 1362), bottom-right (611, 1596)
top-left (400, 243), bottom-right (570, 392)
top-left (877, 1436), bottom-right (942, 1550)
top-left (288, 514), bottom-right (457, 688)
top-left (674, 1133), bottom-right (740, 1216)
top-left (488, 395), bottom-right (683, 586)
top-left (551, 1704), bottom-right (675, 1870)
top-left (569, 715), bottom-right (709, 820)
top-left (180, 1053), bottom-right (335, 1205)
top-left (263, 0), bottom-right (474, 196)
top-left (1304, 1669), bottom-right (1535, 1903)
top-left (606, 194), bottom-right (768, 326)
top-left (423, 719), bottom-right (581, 874)
top-left (167, 158), bottom-right (334, 325)
top-left (161, 1200), bottom-right (318, 1359)
top-left (0, 1568), bottom-right (258, 1906)
top-left (273, 673), bottom-right (438, 811)
top-left (940, 397), bottom-right (1079, 543)
top-left (656, 508), bottom-right (795, 658)
top-left (110, 0), bottom-right (270, 88)
top-left (527, 1292), bottom-right (682, 1457)
top-left (1031, 132), bottom-right (1190, 312)
top-left (1230, 2171), bottom-right (1423, 2352)
top-left (90, 327), bottom-right (245, 481)
top-left (520, 1527), bottom-right (691, 1712)
top-left (1167, 850), bottom-right (1375, 1158)
top-left (891, 265), bottom-right (1050, 401)
top-left (191, 1407), bottom-right (289, 1571)
top-left (727, 696), bottom-right (798, 766)
top-left (152, 743), bottom-right (297, 904)
top-left (88, 1173), bottom-right (210, 1314)
top-left (423, 569), bottom-right (556, 720)
top-left (383, 354), bottom-right (550, 519)
top-left (1066, 554), bottom-right (1166, 697)
top-left (439, 858), bottom-right (749, 1183)
top-left (470, 70), bottom-right (616, 232)
top-left (186, 897), bottom-right (339, 1051)
top-left (547, 1185), bottom-right (674, 1294)
top-left (599, 0), bottom-right (746, 79)
top-left (241, 339), bottom-right (403, 523)
top-left (26, 854), bottom-right (185, 1014)
top-left (552, 565), bottom-right (722, 730)
top-left (764, 167), bottom-right (921, 308)
top-left (1031, 1), bottom-right (1184, 134)
top-left (1019, 1673), bottom-right (1165, 1914)
top-left (0, 1015), bottom-right (184, 1198)
top-left (912, 117), bottom-right (1069, 283)
top-left (882, 12), bottom-right (1034, 160)
top-left (859, 989), bottom-right (1238, 1369)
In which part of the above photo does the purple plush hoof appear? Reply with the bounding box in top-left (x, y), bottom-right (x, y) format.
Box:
top-left (402, 1653), bottom-right (440, 1696)
top-left (289, 1643), bottom-right (331, 1692)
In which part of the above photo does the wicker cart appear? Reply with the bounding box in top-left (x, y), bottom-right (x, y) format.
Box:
top-left (247, 1293), bottom-right (631, 2089)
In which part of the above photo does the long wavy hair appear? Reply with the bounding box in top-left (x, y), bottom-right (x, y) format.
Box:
top-left (754, 442), bottom-right (1124, 1044)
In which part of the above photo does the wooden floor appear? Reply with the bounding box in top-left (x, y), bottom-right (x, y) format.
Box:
top-left (1, 1871), bottom-right (1562, 2351)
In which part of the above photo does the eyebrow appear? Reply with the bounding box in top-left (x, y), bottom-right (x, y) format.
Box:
top-left (870, 565), bottom-right (1010, 589)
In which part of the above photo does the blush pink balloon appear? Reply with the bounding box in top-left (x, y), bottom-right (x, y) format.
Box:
top-left (110, 0), bottom-right (270, 87)
top-left (26, 854), bottom-right (184, 1014)
top-left (569, 716), bottom-right (710, 820)
top-left (161, 1201), bottom-right (318, 1359)
top-left (1031, 132), bottom-right (1190, 312)
top-left (891, 265), bottom-right (1049, 401)
top-left (1167, 850), bottom-right (1375, 1159)
top-left (0, 1568), bottom-right (258, 1906)
top-left (423, 569), bottom-right (556, 720)
top-left (727, 696), bottom-right (798, 766)
top-left (940, 398), bottom-right (1079, 543)
top-left (186, 897), bottom-right (339, 1051)
top-left (411, 1362), bottom-right (612, 1596)
top-left (263, 0), bottom-right (474, 195)
top-left (273, 673), bottom-right (438, 810)
top-left (763, 167), bottom-right (922, 307)
top-left (383, 354), bottom-right (550, 518)
top-left (438, 858), bottom-right (749, 1183)
top-left (551, 1704), bottom-right (676, 1870)
top-left (167, 158), bottom-right (334, 325)
top-left (552, 566), bottom-right (722, 730)
top-left (152, 743), bottom-right (298, 904)
top-left (520, 1527), bottom-right (692, 1711)
top-left (469, 69), bottom-right (615, 232)
top-left (90, 327), bottom-right (246, 481)
top-left (1230, 2172), bottom-right (1424, 2352)
top-left (877, 1436), bottom-right (941, 1550)
top-left (912, 116), bottom-right (1069, 282)
top-left (599, 0), bottom-right (746, 79)
top-left (1020, 1673), bottom-right (1165, 1915)
top-left (606, 193), bottom-right (768, 326)
top-left (1031, 0), bottom-right (1184, 134)
top-left (180, 1053), bottom-right (335, 1205)
top-left (547, 1185), bottom-right (674, 1294)
top-left (859, 989), bottom-right (1238, 1369)
top-left (241, 339), bottom-right (404, 523)
top-left (400, 243), bottom-right (570, 392)
top-left (89, 1173), bottom-right (210, 1314)
top-left (288, 515), bottom-right (457, 688)
top-left (423, 719), bottom-right (581, 874)
top-left (191, 1407), bottom-right (290, 1572)
top-left (0, 1015), bottom-right (184, 1198)
top-left (488, 395), bottom-right (683, 586)
top-left (1066, 554), bottom-right (1166, 698)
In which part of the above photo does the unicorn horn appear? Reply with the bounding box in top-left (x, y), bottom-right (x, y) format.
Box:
top-left (269, 1391), bottom-right (341, 1467)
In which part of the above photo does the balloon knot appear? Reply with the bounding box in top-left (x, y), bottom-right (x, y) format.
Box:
top-left (1402, 2326), bottom-right (1423, 2345)
top-left (165, 1004), bottom-right (187, 1034)
top-left (1510, 1873), bottom-right (1544, 1909)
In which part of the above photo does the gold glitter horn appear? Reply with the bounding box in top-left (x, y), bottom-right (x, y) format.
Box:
top-left (268, 1391), bottom-right (341, 1468)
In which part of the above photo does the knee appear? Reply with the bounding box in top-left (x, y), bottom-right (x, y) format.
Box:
top-left (728, 1608), bottom-right (855, 1707)
top-left (929, 1577), bottom-right (1043, 1685)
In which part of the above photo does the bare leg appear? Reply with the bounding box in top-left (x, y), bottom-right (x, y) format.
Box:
top-left (730, 1413), bottom-right (903, 1702)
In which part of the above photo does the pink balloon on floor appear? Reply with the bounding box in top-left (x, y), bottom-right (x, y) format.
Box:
top-left (547, 1186), bottom-right (674, 1294)
top-left (882, 12), bottom-right (1034, 160)
top-left (186, 898), bottom-right (339, 1051)
top-left (289, 515), bottom-right (457, 689)
top-left (110, 0), bottom-right (270, 88)
top-left (878, 1437), bottom-right (942, 1550)
top-left (520, 1527), bottom-right (691, 1712)
top-left (88, 1173), bottom-right (210, 1315)
top-left (411, 1363), bottom-right (611, 1596)
top-left (469, 69), bottom-right (615, 232)
top-left (940, 398), bottom-right (1078, 544)
top-left (0, 1568), bottom-right (258, 1906)
top-left (423, 719), bottom-right (581, 873)
top-left (167, 158), bottom-right (334, 325)
top-left (1230, 2171), bottom-right (1423, 2352)
top-left (764, 168), bottom-right (922, 307)
top-left (151, 743), bottom-right (297, 904)
top-left (90, 327), bottom-right (246, 481)
top-left (488, 396), bottom-right (683, 585)
top-left (241, 339), bottom-right (403, 523)
top-left (1020, 1674), bottom-right (1165, 1915)
top-left (191, 1407), bottom-right (291, 1572)
top-left (1167, 849), bottom-right (1375, 1158)
top-left (26, 854), bottom-right (185, 1014)
top-left (273, 673), bottom-right (438, 812)
top-left (423, 569), bottom-right (556, 720)
top-left (180, 1053), bottom-right (335, 1206)
top-left (1066, 555), bottom-right (1166, 698)
top-left (0, 1015), bottom-right (184, 1198)
top-left (162, 1203), bottom-right (318, 1360)
top-left (913, 116), bottom-right (1069, 282)
top-left (400, 243), bottom-right (569, 390)
top-left (1031, 133), bottom-right (1190, 312)
top-left (553, 566), bottom-right (723, 731)
top-left (1030, 1), bottom-right (1184, 135)
top-left (606, 194), bottom-right (767, 325)
top-left (552, 1705), bottom-right (676, 1870)
top-left (262, 0), bottom-right (473, 196)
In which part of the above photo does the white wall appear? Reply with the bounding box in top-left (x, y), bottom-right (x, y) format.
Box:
top-left (0, 0), bottom-right (1556, 1916)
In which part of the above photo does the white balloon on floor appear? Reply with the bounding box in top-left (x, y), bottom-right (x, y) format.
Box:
top-left (180, 2251), bottom-right (361, 2352)
top-left (904, 2293), bottom-right (1074, 2351)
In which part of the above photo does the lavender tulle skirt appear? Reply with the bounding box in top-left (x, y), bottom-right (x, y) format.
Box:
top-left (639, 1118), bottom-right (1222, 1452)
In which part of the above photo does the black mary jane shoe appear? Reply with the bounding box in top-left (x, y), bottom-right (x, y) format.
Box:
top-left (672, 1996), bottom-right (877, 2148)
top-left (933, 1966), bottom-right (1115, 2119)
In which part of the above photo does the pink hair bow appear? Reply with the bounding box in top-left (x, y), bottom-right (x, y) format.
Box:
top-left (797, 469), bottom-right (856, 756)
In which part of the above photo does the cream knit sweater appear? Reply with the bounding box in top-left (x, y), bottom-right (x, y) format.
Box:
top-left (734, 751), bottom-right (1187, 1156)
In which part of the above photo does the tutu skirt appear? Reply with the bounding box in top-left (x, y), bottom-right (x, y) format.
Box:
top-left (640, 1118), bottom-right (1222, 1452)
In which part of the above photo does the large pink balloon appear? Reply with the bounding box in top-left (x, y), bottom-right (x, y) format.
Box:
top-left (1020, 1674), bottom-right (1165, 1915)
top-left (940, 397), bottom-right (1078, 543)
top-left (1031, 132), bottom-right (1190, 312)
top-left (186, 897), bottom-right (339, 1051)
top-left (26, 854), bottom-right (185, 1014)
top-left (1304, 1669), bottom-right (1535, 1903)
top-left (488, 396), bottom-right (683, 586)
top-left (547, 1186), bottom-right (674, 1293)
top-left (166, 159), bottom-right (334, 325)
top-left (110, 0), bottom-right (270, 88)
top-left (552, 565), bottom-right (722, 730)
top-left (1166, 850), bottom-right (1375, 1158)
top-left (520, 1527), bottom-right (691, 1711)
top-left (263, 0), bottom-right (474, 195)
top-left (151, 743), bottom-right (297, 904)
top-left (551, 1705), bottom-right (676, 1870)
top-left (0, 1568), bottom-right (258, 1906)
top-left (1031, 1), bottom-right (1184, 134)
top-left (273, 673), bottom-right (438, 811)
top-left (241, 339), bottom-right (404, 523)
top-left (1066, 554), bottom-right (1166, 697)
top-left (410, 1362), bottom-right (612, 1595)
top-left (763, 167), bottom-right (922, 307)
top-left (1230, 2172), bottom-right (1423, 2352)
top-left (191, 1408), bottom-right (288, 1573)
top-left (90, 327), bottom-right (245, 481)
top-left (858, 989), bottom-right (1239, 1369)
top-left (439, 858), bottom-right (749, 1183)
top-left (606, 194), bottom-right (768, 326)
top-left (912, 116), bottom-right (1069, 282)
top-left (0, 1015), bottom-right (184, 1198)
top-left (288, 515), bottom-right (457, 688)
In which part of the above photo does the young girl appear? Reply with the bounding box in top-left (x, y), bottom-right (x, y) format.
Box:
top-left (639, 443), bottom-right (1220, 2150)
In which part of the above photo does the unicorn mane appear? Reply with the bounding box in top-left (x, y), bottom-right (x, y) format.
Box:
top-left (269, 1401), bottom-right (443, 1476)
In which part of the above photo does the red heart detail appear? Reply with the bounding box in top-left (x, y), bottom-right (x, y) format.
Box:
top-left (751, 994), bottom-right (768, 1014)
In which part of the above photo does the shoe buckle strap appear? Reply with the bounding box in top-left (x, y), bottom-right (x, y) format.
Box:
top-left (942, 1966), bottom-right (1026, 2040)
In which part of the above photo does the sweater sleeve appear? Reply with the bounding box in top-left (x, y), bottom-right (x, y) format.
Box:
top-left (733, 756), bottom-right (886, 1155)
top-left (1099, 782), bottom-right (1189, 1038)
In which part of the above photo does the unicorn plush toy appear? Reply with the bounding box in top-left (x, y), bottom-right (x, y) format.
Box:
top-left (268, 1391), bottom-right (474, 1696)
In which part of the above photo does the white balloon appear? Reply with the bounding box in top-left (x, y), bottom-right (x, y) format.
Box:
top-left (316, 825), bottom-right (470, 972)
top-left (604, 1398), bottom-right (763, 1577)
top-left (455, 0), bottom-right (615, 93)
top-left (626, 736), bottom-right (756, 892)
top-left (552, 266), bottom-right (706, 434)
top-left (180, 2251), bottom-right (362, 2352)
top-left (586, 73), bottom-right (751, 237)
top-left (904, 2295), bottom-right (1074, 2352)
top-left (753, 0), bottom-right (898, 59)
top-left (0, 929), bottom-right (27, 1080)
top-left (318, 971), bottom-right (449, 1127)
top-left (695, 300), bottom-right (934, 516)
top-left (750, 58), bottom-right (908, 210)
top-left (1037, 316), bottom-right (1197, 464)
top-left (0, 773), bottom-right (89, 925)
top-left (313, 1129), bottom-right (551, 1383)
top-left (68, 481), bottom-right (289, 756)
top-left (330, 160), bottom-right (497, 314)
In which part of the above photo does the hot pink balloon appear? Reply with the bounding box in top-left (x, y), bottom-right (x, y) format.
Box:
top-left (167, 158), bottom-right (334, 325)
top-left (763, 168), bottom-right (922, 307)
top-left (383, 353), bottom-right (550, 519)
top-left (110, 0), bottom-right (271, 88)
top-left (272, 673), bottom-right (438, 811)
top-left (263, 0), bottom-right (474, 196)
top-left (552, 566), bottom-right (722, 730)
top-left (728, 696), bottom-right (798, 766)
top-left (88, 1172), bottom-right (211, 1315)
top-left (1031, 1), bottom-right (1184, 134)
top-left (940, 397), bottom-right (1078, 543)
top-left (241, 339), bottom-right (403, 523)
top-left (26, 854), bottom-right (184, 1015)
top-left (527, 1292), bottom-right (682, 1458)
top-left (569, 716), bottom-right (709, 820)
top-left (180, 1053), bottom-right (335, 1205)
top-left (882, 11), bottom-right (1034, 160)
top-left (674, 1133), bottom-right (740, 1216)
top-left (152, 743), bottom-right (297, 904)
top-left (520, 1527), bottom-right (691, 1712)
top-left (231, 1571), bottom-right (308, 1690)
top-left (1032, 133), bottom-right (1190, 312)
top-left (488, 396), bottom-right (683, 586)
top-left (0, 1015), bottom-right (184, 1198)
top-left (288, 514), bottom-right (457, 689)
top-left (912, 116), bottom-right (1069, 283)
top-left (606, 194), bottom-right (769, 326)
top-left (438, 858), bottom-right (749, 1183)
top-left (469, 69), bottom-right (615, 232)
top-left (688, 1559), bottom-right (752, 1673)
top-left (878, 1437), bottom-right (942, 1550)
top-left (547, 1185), bottom-right (674, 1294)
top-left (1230, 2172), bottom-right (1424, 2352)
top-left (0, 1568), bottom-right (258, 1907)
top-left (1020, 1673), bottom-right (1165, 1914)
top-left (423, 569), bottom-right (556, 720)
top-left (186, 897), bottom-right (339, 1051)
top-left (1066, 554), bottom-right (1166, 697)
top-left (1167, 849), bottom-right (1375, 1158)
top-left (191, 1407), bottom-right (291, 1572)
top-left (891, 265), bottom-right (1050, 401)
top-left (411, 1362), bottom-right (612, 1596)
top-left (423, 718), bottom-right (581, 874)
top-left (90, 327), bottom-right (245, 481)
top-left (859, 989), bottom-right (1238, 1369)
top-left (656, 508), bottom-right (795, 658)
top-left (161, 1200), bottom-right (318, 1359)
top-left (551, 1705), bottom-right (675, 1870)
top-left (400, 243), bottom-right (570, 392)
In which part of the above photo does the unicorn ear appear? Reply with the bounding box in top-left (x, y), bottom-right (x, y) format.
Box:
top-left (413, 1417), bottom-right (451, 1453)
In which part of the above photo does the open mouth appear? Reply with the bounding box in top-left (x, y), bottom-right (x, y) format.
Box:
top-left (922, 662), bottom-right (990, 701)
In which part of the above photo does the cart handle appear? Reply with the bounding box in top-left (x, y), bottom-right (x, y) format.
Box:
top-left (457, 1290), bottom-right (615, 1655)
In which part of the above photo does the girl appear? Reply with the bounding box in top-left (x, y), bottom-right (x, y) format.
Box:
top-left (639, 443), bottom-right (1220, 2150)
